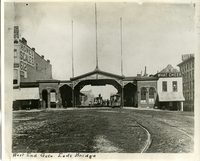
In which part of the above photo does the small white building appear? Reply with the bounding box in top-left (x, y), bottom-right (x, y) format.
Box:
top-left (156, 64), bottom-right (185, 111)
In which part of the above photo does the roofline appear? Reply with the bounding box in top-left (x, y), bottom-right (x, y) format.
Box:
top-left (134, 77), bottom-right (158, 81)
top-left (59, 80), bottom-right (72, 83)
top-left (177, 56), bottom-right (194, 66)
top-left (19, 82), bottom-right (39, 87)
top-left (19, 39), bottom-right (52, 65)
top-left (36, 79), bottom-right (60, 83)
top-left (70, 68), bottom-right (125, 81)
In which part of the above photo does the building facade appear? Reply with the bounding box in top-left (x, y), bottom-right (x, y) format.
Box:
top-left (155, 64), bottom-right (185, 111)
top-left (80, 90), bottom-right (94, 106)
top-left (13, 26), bottom-right (54, 110)
top-left (177, 54), bottom-right (195, 111)
top-left (12, 26), bottom-right (187, 111)
top-left (13, 35), bottom-right (52, 87)
top-left (135, 77), bottom-right (158, 109)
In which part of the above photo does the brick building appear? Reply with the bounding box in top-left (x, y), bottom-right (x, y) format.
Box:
top-left (135, 76), bottom-right (158, 108)
top-left (13, 26), bottom-right (54, 110)
top-left (177, 54), bottom-right (195, 111)
top-left (13, 26), bottom-right (52, 87)
top-left (12, 26), bottom-right (187, 111)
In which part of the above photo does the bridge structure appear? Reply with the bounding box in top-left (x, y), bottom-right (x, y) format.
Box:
top-left (58, 67), bottom-right (137, 108)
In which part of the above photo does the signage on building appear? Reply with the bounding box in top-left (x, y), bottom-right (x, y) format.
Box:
top-left (14, 26), bottom-right (19, 39)
top-left (157, 73), bottom-right (182, 77)
top-left (20, 42), bottom-right (35, 77)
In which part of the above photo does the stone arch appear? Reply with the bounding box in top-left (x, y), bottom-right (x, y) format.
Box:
top-left (124, 83), bottom-right (137, 107)
top-left (59, 85), bottom-right (72, 107)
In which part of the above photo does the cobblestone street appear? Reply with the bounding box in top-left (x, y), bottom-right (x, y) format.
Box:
top-left (12, 108), bottom-right (194, 153)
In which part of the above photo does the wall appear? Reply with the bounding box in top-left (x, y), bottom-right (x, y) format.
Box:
top-left (157, 77), bottom-right (183, 93)
top-left (21, 51), bottom-right (52, 82)
top-left (39, 82), bottom-right (60, 109)
top-left (178, 57), bottom-right (194, 111)
top-left (137, 81), bottom-right (157, 108)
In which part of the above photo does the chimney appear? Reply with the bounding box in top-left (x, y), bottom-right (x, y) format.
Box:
top-left (41, 55), bottom-right (44, 59)
top-left (32, 48), bottom-right (35, 51)
top-left (144, 66), bottom-right (147, 76)
top-left (47, 59), bottom-right (50, 63)
top-left (22, 37), bottom-right (27, 45)
top-left (143, 66), bottom-right (148, 77)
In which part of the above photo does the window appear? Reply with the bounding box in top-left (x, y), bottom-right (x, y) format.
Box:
top-left (13, 79), bottom-right (18, 84)
top-left (149, 87), bottom-right (155, 103)
top-left (141, 87), bottom-right (147, 103)
top-left (173, 81), bottom-right (177, 92)
top-left (36, 63), bottom-right (38, 70)
top-left (14, 49), bottom-right (17, 58)
top-left (193, 80), bottom-right (194, 89)
top-left (192, 70), bottom-right (194, 78)
top-left (162, 81), bottom-right (167, 92)
top-left (13, 69), bottom-right (18, 84)
top-left (189, 81), bottom-right (191, 89)
top-left (193, 91), bottom-right (195, 100)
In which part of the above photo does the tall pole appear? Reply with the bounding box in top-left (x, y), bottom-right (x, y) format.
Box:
top-left (120, 17), bottom-right (123, 76)
top-left (72, 20), bottom-right (74, 78)
top-left (71, 20), bottom-right (75, 107)
top-left (120, 17), bottom-right (124, 108)
top-left (95, 3), bottom-right (98, 69)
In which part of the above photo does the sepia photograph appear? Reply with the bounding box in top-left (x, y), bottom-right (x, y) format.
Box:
top-left (2, 0), bottom-right (200, 160)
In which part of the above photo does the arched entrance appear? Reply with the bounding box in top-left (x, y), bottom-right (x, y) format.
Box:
top-left (124, 83), bottom-right (137, 107)
top-left (59, 85), bottom-right (72, 107)
top-left (71, 68), bottom-right (125, 107)
top-left (50, 89), bottom-right (56, 108)
top-left (42, 90), bottom-right (48, 108)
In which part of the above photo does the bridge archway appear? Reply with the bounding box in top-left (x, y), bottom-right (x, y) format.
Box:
top-left (59, 84), bottom-right (72, 107)
top-left (70, 68), bottom-right (125, 107)
top-left (124, 83), bottom-right (137, 107)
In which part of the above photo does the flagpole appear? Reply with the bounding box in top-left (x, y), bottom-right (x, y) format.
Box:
top-left (72, 20), bottom-right (74, 78)
top-left (95, 3), bottom-right (98, 69)
top-left (120, 17), bottom-right (123, 76)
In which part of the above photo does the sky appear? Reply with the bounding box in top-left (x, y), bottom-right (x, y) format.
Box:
top-left (12, 2), bottom-right (196, 98)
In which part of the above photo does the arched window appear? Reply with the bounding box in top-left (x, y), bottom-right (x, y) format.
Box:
top-left (50, 89), bottom-right (56, 108)
top-left (149, 87), bottom-right (155, 103)
top-left (141, 87), bottom-right (147, 103)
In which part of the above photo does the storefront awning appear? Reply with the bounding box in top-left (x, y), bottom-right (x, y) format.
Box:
top-left (158, 92), bottom-right (185, 102)
top-left (13, 88), bottom-right (40, 100)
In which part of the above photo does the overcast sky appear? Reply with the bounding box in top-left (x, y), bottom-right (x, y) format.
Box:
top-left (13, 2), bottom-right (195, 98)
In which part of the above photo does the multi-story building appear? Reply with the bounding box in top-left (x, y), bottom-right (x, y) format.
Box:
top-left (177, 54), bottom-right (195, 111)
top-left (12, 27), bottom-right (187, 111)
top-left (80, 90), bottom-right (94, 106)
top-left (13, 26), bottom-right (52, 87)
top-left (155, 64), bottom-right (185, 111)
top-left (13, 26), bottom-right (53, 110)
